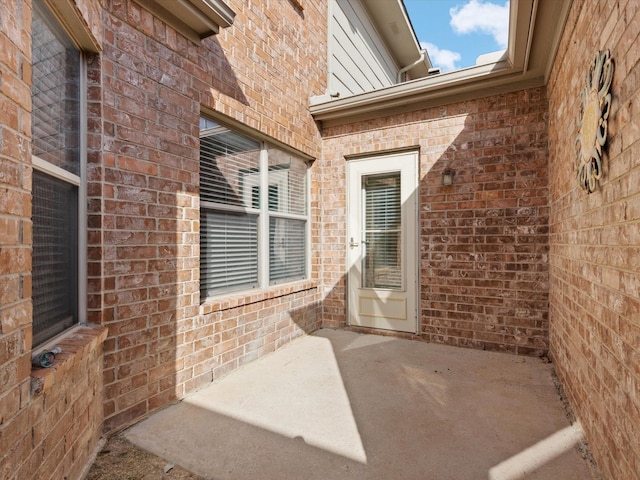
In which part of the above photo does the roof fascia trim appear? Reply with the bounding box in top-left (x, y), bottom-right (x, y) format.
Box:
top-left (311, 0), bottom-right (542, 122)
top-left (134, 0), bottom-right (235, 42)
top-left (311, 60), bottom-right (524, 122)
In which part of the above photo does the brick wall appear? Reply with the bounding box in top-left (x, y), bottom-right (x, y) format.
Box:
top-left (201, 284), bottom-right (321, 380)
top-left (547, 0), bottom-right (640, 478)
top-left (0, 324), bottom-right (107, 480)
top-left (206, 0), bottom-right (326, 155)
top-left (0, 0), bottom-right (35, 476)
top-left (0, 1), bottom-right (109, 479)
top-left (98, 0), bottom-right (326, 433)
top-left (321, 87), bottom-right (550, 355)
top-left (0, 0), bottom-right (325, 475)
top-left (25, 326), bottom-right (108, 480)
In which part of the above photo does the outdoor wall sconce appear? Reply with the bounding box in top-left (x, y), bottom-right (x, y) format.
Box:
top-left (442, 169), bottom-right (454, 186)
top-left (575, 49), bottom-right (614, 193)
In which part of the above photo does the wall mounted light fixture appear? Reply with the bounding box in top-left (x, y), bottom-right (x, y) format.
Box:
top-left (442, 169), bottom-right (454, 186)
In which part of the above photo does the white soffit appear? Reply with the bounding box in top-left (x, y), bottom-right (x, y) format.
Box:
top-left (135, 0), bottom-right (235, 42)
top-left (311, 0), bottom-right (573, 126)
top-left (362, 0), bottom-right (432, 77)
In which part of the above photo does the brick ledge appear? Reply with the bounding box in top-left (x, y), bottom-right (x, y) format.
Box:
top-left (200, 280), bottom-right (318, 314)
top-left (30, 324), bottom-right (109, 396)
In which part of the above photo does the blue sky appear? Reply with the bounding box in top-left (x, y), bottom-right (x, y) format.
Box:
top-left (404, 0), bottom-right (510, 72)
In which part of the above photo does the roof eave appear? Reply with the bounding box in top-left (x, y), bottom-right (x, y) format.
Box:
top-left (311, 0), bottom-right (572, 126)
top-left (363, 0), bottom-right (432, 78)
top-left (134, 0), bottom-right (235, 42)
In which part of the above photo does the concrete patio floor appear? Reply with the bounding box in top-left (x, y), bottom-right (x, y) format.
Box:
top-left (124, 329), bottom-right (597, 480)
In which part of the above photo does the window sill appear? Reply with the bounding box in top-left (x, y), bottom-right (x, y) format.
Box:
top-left (30, 324), bottom-right (108, 396)
top-left (200, 279), bottom-right (318, 314)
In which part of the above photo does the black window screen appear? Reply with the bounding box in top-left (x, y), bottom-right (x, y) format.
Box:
top-left (32, 170), bottom-right (78, 345)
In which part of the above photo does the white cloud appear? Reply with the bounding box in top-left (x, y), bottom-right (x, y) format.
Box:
top-left (422, 42), bottom-right (461, 73)
top-left (450, 0), bottom-right (510, 48)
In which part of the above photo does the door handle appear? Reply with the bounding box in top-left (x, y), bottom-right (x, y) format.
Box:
top-left (350, 237), bottom-right (369, 248)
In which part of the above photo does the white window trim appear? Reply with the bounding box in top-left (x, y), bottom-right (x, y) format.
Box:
top-left (32, 156), bottom-right (81, 186)
top-left (258, 145), bottom-right (269, 287)
top-left (199, 123), bottom-right (310, 298)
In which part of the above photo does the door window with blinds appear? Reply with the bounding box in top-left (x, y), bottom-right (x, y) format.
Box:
top-left (199, 118), bottom-right (309, 298)
top-left (31, 0), bottom-right (84, 346)
top-left (362, 173), bottom-right (402, 290)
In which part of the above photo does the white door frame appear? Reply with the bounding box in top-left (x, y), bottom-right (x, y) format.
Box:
top-left (346, 150), bottom-right (419, 333)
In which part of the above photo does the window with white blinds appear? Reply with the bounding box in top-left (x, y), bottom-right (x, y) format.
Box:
top-left (269, 217), bottom-right (306, 282)
top-left (199, 119), bottom-right (309, 298)
top-left (201, 210), bottom-right (259, 292)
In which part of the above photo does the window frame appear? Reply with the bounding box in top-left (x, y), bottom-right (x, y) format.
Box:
top-left (31, 0), bottom-right (87, 346)
top-left (199, 119), bottom-right (311, 299)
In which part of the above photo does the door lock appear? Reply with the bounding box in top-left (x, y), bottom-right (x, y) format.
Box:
top-left (349, 237), bottom-right (359, 248)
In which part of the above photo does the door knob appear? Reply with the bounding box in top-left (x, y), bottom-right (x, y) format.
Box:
top-left (349, 237), bottom-right (359, 248)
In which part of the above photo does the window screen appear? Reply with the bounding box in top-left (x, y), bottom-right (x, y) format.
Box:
top-left (32, 0), bottom-right (81, 176)
top-left (31, 171), bottom-right (78, 345)
top-left (31, 0), bottom-right (82, 346)
top-left (269, 217), bottom-right (306, 282)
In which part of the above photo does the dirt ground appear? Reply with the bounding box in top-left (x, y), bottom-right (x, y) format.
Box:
top-left (86, 434), bottom-right (204, 480)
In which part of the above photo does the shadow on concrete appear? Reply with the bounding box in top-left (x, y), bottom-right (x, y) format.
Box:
top-left (124, 329), bottom-right (593, 480)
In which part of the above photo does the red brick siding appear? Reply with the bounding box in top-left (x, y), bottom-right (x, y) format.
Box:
top-left (98, 0), bottom-right (326, 433)
top-left (1, 1), bottom-right (107, 478)
top-left (321, 87), bottom-right (550, 355)
top-left (198, 0), bottom-right (326, 157)
top-left (86, 47), bottom-right (107, 330)
top-left (201, 283), bottom-right (321, 380)
top-left (23, 326), bottom-right (108, 480)
top-left (97, 1), bottom-right (201, 431)
top-left (0, 0), bottom-right (38, 476)
top-left (547, 0), bottom-right (640, 478)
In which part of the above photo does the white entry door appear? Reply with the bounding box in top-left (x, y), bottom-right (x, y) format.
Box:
top-left (347, 151), bottom-right (418, 333)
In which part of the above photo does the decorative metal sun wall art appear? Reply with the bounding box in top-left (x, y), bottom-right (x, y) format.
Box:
top-left (575, 50), bottom-right (614, 193)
